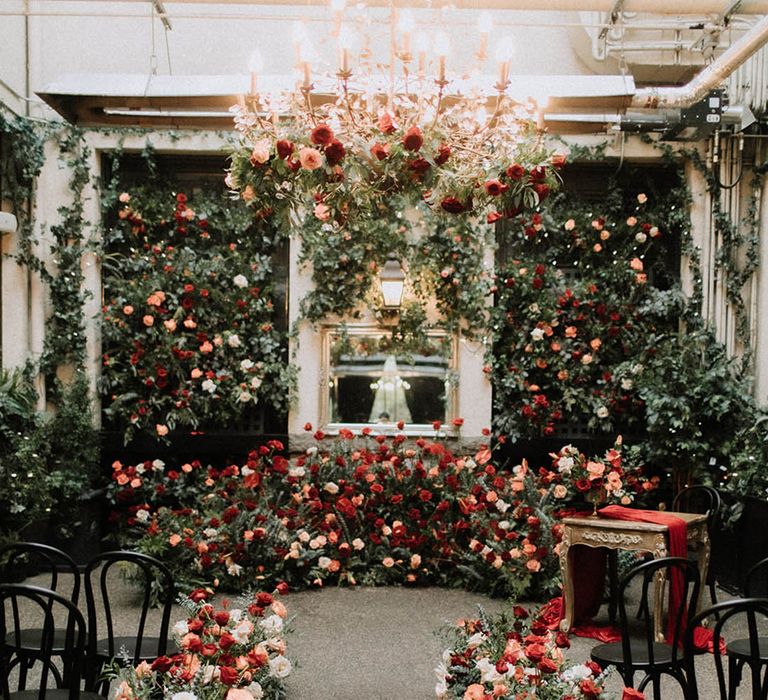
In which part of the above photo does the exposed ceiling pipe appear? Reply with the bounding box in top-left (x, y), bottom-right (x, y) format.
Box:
top-left (630, 14), bottom-right (768, 109)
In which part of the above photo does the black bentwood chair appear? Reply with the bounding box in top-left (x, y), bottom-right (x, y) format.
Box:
top-left (672, 484), bottom-right (723, 610)
top-left (591, 556), bottom-right (700, 696)
top-left (0, 583), bottom-right (102, 699)
top-left (0, 543), bottom-right (82, 685)
top-left (84, 551), bottom-right (174, 695)
top-left (684, 598), bottom-right (768, 700)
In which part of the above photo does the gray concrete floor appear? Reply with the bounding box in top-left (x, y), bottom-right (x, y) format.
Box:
top-left (6, 571), bottom-right (764, 699)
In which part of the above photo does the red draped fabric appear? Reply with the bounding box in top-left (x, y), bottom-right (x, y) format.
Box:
top-left (598, 505), bottom-right (687, 644)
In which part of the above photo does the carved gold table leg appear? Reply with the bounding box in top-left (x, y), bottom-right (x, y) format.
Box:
top-left (559, 528), bottom-right (574, 633)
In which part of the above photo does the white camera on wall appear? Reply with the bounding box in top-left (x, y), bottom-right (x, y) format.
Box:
top-left (0, 211), bottom-right (18, 234)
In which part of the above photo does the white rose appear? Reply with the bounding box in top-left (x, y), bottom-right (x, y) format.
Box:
top-left (323, 482), bottom-right (339, 494)
top-left (233, 274), bottom-right (248, 288)
top-left (171, 694), bottom-right (199, 700)
top-left (621, 377), bottom-right (633, 390)
top-left (152, 459), bottom-right (165, 471)
top-left (318, 556), bottom-right (332, 569)
top-left (495, 499), bottom-right (510, 514)
top-left (635, 232), bottom-right (647, 244)
top-left (268, 655), bottom-right (292, 679)
top-left (172, 620), bottom-right (189, 637)
top-left (306, 446), bottom-right (318, 456)
top-left (231, 619), bottom-right (254, 644)
top-left (239, 392), bottom-right (253, 403)
top-left (228, 334), bottom-right (242, 348)
top-left (204, 527), bottom-right (218, 539)
top-left (596, 406), bottom-right (609, 418)
top-left (288, 466), bottom-right (306, 478)
top-left (135, 509), bottom-right (150, 523)
top-left (466, 632), bottom-right (486, 649)
top-left (250, 376), bottom-right (262, 390)
top-left (352, 538), bottom-right (365, 550)
top-left (475, 657), bottom-right (502, 683)
top-left (241, 465), bottom-right (253, 477)
top-left (247, 683), bottom-right (264, 700)
top-left (259, 614), bottom-right (284, 634)
top-left (530, 327), bottom-right (545, 341)
top-left (227, 562), bottom-right (243, 577)
top-left (136, 463), bottom-right (146, 474)
top-left (298, 530), bottom-right (311, 543)
top-left (241, 359), bottom-right (254, 371)
top-left (201, 379), bottom-right (216, 394)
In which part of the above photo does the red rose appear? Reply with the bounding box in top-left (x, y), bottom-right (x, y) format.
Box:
top-left (622, 689), bottom-right (645, 700)
top-left (440, 196), bottom-right (467, 214)
top-left (286, 158), bottom-right (301, 173)
top-left (505, 164), bottom-right (525, 180)
top-left (370, 142), bottom-right (390, 161)
top-left (325, 139), bottom-right (346, 165)
top-left (201, 643), bottom-right (217, 657)
top-left (538, 657), bottom-right (559, 674)
top-left (303, 422), bottom-right (312, 431)
top-left (575, 478), bottom-right (592, 493)
top-left (218, 666), bottom-right (239, 686)
top-left (275, 581), bottom-right (289, 595)
top-left (432, 420), bottom-right (442, 430)
top-left (408, 157), bottom-right (430, 175)
top-left (310, 123), bottom-right (334, 146)
top-left (534, 183), bottom-right (551, 200)
top-left (218, 632), bottom-right (236, 650)
top-left (276, 139), bottom-right (294, 159)
top-left (176, 193), bottom-right (187, 203)
top-left (378, 112), bottom-right (396, 134)
top-left (418, 489), bottom-right (433, 502)
top-left (214, 611), bottom-right (230, 626)
top-left (452, 417), bottom-right (464, 427)
top-left (256, 592), bottom-right (274, 606)
top-left (189, 588), bottom-right (209, 602)
top-left (529, 165), bottom-right (547, 182)
top-left (524, 643), bottom-right (547, 662)
top-left (150, 656), bottom-right (174, 672)
top-left (555, 631), bottom-right (571, 648)
top-left (435, 143), bottom-right (451, 165)
top-left (484, 179), bottom-right (507, 197)
top-left (579, 679), bottom-right (602, 699)
top-left (402, 125), bottom-right (423, 152)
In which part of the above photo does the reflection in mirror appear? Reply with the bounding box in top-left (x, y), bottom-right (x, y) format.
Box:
top-left (325, 329), bottom-right (453, 427)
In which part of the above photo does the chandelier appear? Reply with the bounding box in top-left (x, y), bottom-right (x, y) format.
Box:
top-left (237, 4), bottom-right (532, 143)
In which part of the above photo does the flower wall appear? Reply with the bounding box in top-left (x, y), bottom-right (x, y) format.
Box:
top-left (101, 184), bottom-right (294, 443)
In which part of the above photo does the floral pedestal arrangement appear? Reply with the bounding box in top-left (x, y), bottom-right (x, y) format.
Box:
top-left (113, 588), bottom-right (291, 700)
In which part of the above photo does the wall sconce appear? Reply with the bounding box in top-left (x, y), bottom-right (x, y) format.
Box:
top-left (379, 255), bottom-right (405, 309)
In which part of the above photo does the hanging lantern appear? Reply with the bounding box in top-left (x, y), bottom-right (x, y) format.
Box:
top-left (379, 255), bottom-right (405, 308)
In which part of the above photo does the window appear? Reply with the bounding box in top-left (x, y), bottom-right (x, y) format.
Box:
top-left (321, 326), bottom-right (456, 431)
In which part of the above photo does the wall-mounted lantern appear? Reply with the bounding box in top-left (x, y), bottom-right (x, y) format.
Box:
top-left (379, 255), bottom-right (405, 309)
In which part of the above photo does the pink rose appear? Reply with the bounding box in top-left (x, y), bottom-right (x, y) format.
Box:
top-left (118, 192), bottom-right (130, 203)
top-left (156, 424), bottom-right (169, 436)
top-left (122, 305), bottom-right (134, 315)
top-left (249, 138), bottom-right (271, 165)
top-left (314, 202), bottom-right (331, 221)
top-left (464, 685), bottom-right (486, 700)
top-left (142, 315), bottom-right (154, 327)
top-left (630, 257), bottom-right (644, 271)
top-left (299, 147), bottom-right (323, 170)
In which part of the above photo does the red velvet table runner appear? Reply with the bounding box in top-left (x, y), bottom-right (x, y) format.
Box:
top-left (598, 505), bottom-right (687, 644)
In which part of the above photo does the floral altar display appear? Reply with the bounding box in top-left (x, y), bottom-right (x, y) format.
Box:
top-left (113, 587), bottom-right (291, 700)
top-left (434, 603), bottom-right (617, 699)
top-left (108, 430), bottom-right (656, 600)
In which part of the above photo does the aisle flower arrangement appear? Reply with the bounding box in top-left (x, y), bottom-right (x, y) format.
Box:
top-left (108, 432), bottom-right (655, 599)
top-left (113, 588), bottom-right (291, 700)
top-left (435, 604), bottom-right (611, 699)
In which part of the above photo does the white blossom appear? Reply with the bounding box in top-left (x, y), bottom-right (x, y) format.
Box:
top-left (268, 655), bottom-right (292, 678)
top-left (201, 379), bottom-right (216, 394)
top-left (233, 274), bottom-right (248, 288)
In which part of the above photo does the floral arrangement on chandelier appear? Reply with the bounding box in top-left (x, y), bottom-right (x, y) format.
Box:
top-left (113, 588), bottom-right (291, 700)
top-left (226, 88), bottom-right (563, 332)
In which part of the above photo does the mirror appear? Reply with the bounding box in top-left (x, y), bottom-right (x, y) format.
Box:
top-left (322, 326), bottom-right (456, 430)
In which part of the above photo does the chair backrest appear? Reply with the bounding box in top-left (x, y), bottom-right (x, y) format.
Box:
top-left (0, 583), bottom-right (88, 700)
top-left (618, 556), bottom-right (701, 673)
top-left (672, 485), bottom-right (722, 531)
top-left (745, 556), bottom-right (768, 597)
top-left (84, 549), bottom-right (175, 662)
top-left (0, 542), bottom-right (81, 606)
top-left (684, 597), bottom-right (768, 700)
